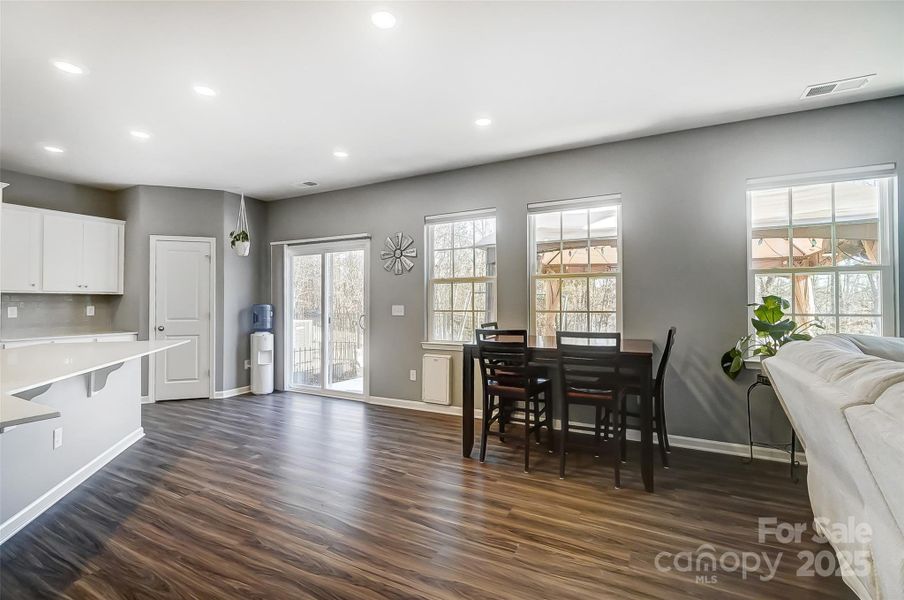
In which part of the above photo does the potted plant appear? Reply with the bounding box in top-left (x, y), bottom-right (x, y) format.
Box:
top-left (230, 229), bottom-right (250, 257)
top-left (721, 295), bottom-right (823, 379)
top-left (230, 194), bottom-right (251, 257)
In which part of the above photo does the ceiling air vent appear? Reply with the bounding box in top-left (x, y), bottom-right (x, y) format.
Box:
top-left (801, 74), bottom-right (874, 99)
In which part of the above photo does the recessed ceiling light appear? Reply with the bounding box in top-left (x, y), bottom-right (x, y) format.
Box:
top-left (51, 60), bottom-right (85, 75)
top-left (371, 11), bottom-right (396, 29)
top-left (193, 85), bottom-right (217, 97)
top-left (130, 130), bottom-right (151, 140)
top-left (333, 150), bottom-right (349, 159)
top-left (475, 117), bottom-right (492, 127)
top-left (43, 145), bottom-right (65, 153)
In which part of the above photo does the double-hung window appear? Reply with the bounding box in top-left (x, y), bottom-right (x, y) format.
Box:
top-left (748, 166), bottom-right (897, 335)
top-left (426, 209), bottom-right (496, 342)
top-left (529, 195), bottom-right (622, 336)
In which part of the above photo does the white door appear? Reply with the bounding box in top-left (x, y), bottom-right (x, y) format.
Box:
top-left (153, 238), bottom-right (213, 400)
top-left (1, 206), bottom-right (42, 292)
top-left (82, 220), bottom-right (121, 292)
top-left (286, 239), bottom-right (369, 397)
top-left (42, 213), bottom-right (84, 292)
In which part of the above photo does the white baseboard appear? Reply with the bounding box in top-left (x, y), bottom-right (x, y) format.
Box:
top-left (213, 386), bottom-right (250, 399)
top-left (649, 431), bottom-right (806, 464)
top-left (368, 395), bottom-right (469, 417)
top-left (0, 427), bottom-right (145, 545)
top-left (365, 396), bottom-right (803, 465)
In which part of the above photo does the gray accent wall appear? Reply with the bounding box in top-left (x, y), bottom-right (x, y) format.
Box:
top-left (0, 172), bottom-right (268, 396)
top-left (0, 169), bottom-right (119, 219)
top-left (2, 97), bottom-right (901, 445)
top-left (222, 191), bottom-right (268, 391)
top-left (111, 185), bottom-right (266, 396)
top-left (266, 96), bottom-right (904, 446)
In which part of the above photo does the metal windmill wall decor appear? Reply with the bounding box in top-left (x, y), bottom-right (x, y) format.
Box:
top-left (381, 232), bottom-right (417, 275)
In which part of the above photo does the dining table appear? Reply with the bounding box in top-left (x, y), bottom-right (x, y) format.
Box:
top-left (461, 335), bottom-right (657, 492)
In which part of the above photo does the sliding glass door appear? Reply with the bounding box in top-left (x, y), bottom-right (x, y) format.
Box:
top-left (286, 240), bottom-right (369, 397)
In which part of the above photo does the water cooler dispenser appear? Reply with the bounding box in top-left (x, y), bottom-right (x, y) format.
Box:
top-left (250, 304), bottom-right (274, 395)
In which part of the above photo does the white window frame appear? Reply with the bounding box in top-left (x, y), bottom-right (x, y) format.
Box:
top-left (425, 208), bottom-right (497, 343)
top-left (746, 167), bottom-right (898, 337)
top-left (527, 194), bottom-right (623, 336)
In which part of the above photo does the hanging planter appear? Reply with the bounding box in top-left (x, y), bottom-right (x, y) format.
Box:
top-left (230, 194), bottom-right (251, 257)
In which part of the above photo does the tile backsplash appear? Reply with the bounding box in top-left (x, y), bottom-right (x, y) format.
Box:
top-left (1, 294), bottom-right (118, 334)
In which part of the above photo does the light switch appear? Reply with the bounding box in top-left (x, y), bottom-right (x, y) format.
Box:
top-left (86, 305), bottom-right (95, 317)
top-left (391, 305), bottom-right (405, 317)
top-left (6, 306), bottom-right (17, 319)
top-left (53, 427), bottom-right (63, 449)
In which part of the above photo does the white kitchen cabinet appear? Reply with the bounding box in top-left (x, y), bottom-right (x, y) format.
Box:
top-left (42, 213), bottom-right (85, 292)
top-left (0, 204), bottom-right (124, 294)
top-left (82, 219), bottom-right (122, 292)
top-left (1, 205), bottom-right (42, 292)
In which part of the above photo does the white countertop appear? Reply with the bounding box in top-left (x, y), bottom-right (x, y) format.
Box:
top-left (1, 339), bottom-right (188, 395)
top-left (0, 328), bottom-right (138, 343)
top-left (0, 394), bottom-right (59, 429)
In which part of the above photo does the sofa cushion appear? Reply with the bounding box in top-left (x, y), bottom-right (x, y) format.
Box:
top-left (842, 333), bottom-right (904, 363)
top-left (776, 336), bottom-right (904, 404)
top-left (845, 381), bottom-right (904, 535)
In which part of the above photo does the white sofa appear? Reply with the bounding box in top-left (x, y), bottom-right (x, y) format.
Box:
top-left (763, 334), bottom-right (904, 600)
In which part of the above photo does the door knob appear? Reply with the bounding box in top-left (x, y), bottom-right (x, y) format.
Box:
top-left (157, 326), bottom-right (165, 331)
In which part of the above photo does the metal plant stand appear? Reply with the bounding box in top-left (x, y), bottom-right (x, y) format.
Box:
top-left (745, 372), bottom-right (799, 482)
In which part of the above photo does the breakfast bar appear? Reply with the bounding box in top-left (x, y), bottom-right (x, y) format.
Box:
top-left (0, 339), bottom-right (187, 544)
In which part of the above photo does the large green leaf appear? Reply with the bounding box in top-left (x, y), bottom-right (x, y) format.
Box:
top-left (721, 350), bottom-right (744, 379)
top-left (762, 295), bottom-right (790, 310)
top-left (767, 320), bottom-right (795, 341)
top-left (751, 318), bottom-right (774, 333)
top-left (754, 303), bottom-right (784, 324)
top-left (788, 333), bottom-right (813, 341)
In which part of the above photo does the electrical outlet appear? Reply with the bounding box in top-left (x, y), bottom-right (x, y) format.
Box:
top-left (53, 427), bottom-right (63, 449)
top-left (244, 359), bottom-right (251, 370)
top-left (409, 369), bottom-right (417, 381)
top-left (7, 306), bottom-right (17, 318)
top-left (86, 305), bottom-right (95, 317)
top-left (392, 305), bottom-right (405, 317)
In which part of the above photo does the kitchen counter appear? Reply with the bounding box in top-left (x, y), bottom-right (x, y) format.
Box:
top-left (0, 395), bottom-right (59, 429)
top-left (1, 339), bottom-right (187, 395)
top-left (1, 338), bottom-right (190, 544)
top-left (0, 328), bottom-right (138, 343)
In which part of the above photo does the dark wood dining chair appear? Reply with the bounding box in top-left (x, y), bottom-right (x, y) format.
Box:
top-left (556, 331), bottom-right (627, 488)
top-left (476, 329), bottom-right (552, 472)
top-left (620, 326), bottom-right (677, 467)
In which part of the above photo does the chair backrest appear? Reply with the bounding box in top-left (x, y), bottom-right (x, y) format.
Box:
top-left (479, 322), bottom-right (498, 340)
top-left (476, 329), bottom-right (530, 389)
top-left (655, 327), bottom-right (677, 394)
top-left (556, 331), bottom-right (621, 397)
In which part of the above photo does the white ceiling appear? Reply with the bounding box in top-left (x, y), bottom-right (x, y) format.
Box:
top-left (2, 1), bottom-right (902, 201)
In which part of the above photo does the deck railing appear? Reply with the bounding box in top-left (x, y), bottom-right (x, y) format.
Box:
top-left (292, 314), bottom-right (361, 384)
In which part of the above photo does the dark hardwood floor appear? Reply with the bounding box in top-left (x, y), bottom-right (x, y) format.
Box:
top-left (1, 393), bottom-right (854, 599)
